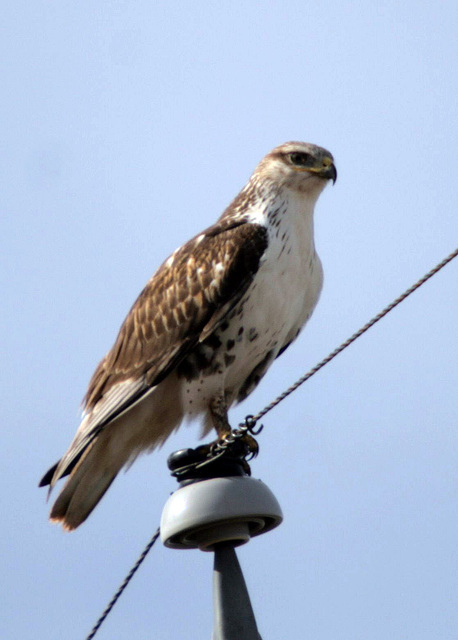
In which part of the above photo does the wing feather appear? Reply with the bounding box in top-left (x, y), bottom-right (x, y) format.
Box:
top-left (85, 219), bottom-right (267, 410)
top-left (42, 219), bottom-right (268, 487)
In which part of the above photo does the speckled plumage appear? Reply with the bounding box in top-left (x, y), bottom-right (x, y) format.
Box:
top-left (40, 141), bottom-right (336, 530)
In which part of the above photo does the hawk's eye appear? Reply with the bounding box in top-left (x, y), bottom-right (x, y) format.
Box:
top-left (289, 152), bottom-right (311, 166)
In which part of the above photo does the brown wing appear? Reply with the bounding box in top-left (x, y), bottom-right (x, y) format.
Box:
top-left (40, 219), bottom-right (268, 488)
top-left (86, 218), bottom-right (267, 416)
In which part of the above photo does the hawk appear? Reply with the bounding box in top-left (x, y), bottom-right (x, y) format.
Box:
top-left (40, 141), bottom-right (336, 530)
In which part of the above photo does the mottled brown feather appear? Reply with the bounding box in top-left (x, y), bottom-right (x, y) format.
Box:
top-left (84, 219), bottom-right (268, 412)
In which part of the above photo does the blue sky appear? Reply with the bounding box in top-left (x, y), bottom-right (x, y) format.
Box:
top-left (2, 2), bottom-right (457, 638)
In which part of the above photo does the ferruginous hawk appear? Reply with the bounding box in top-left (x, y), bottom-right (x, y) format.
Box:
top-left (40, 141), bottom-right (337, 530)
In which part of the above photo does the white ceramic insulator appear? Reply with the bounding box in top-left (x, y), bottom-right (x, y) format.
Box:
top-left (160, 476), bottom-right (283, 551)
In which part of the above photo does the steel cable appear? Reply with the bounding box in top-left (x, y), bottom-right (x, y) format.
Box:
top-left (85, 246), bottom-right (457, 637)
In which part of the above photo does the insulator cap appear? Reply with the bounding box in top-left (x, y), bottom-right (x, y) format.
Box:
top-left (160, 476), bottom-right (283, 551)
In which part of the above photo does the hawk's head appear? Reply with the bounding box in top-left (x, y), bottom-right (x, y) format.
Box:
top-left (256, 141), bottom-right (337, 197)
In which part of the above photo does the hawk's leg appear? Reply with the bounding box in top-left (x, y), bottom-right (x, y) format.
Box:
top-left (209, 394), bottom-right (232, 439)
top-left (208, 395), bottom-right (259, 458)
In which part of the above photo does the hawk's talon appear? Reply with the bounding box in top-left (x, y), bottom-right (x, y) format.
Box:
top-left (240, 432), bottom-right (259, 458)
top-left (208, 430), bottom-right (259, 462)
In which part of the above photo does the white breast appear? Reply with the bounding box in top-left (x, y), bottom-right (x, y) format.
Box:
top-left (225, 189), bottom-right (323, 391)
top-left (181, 188), bottom-right (323, 420)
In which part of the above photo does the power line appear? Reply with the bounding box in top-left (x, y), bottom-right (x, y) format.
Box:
top-left (84, 246), bottom-right (457, 637)
top-left (85, 528), bottom-right (160, 640)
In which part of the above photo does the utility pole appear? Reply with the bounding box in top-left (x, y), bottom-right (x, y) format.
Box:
top-left (160, 447), bottom-right (283, 639)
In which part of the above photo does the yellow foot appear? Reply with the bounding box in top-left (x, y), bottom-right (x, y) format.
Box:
top-left (210, 431), bottom-right (259, 458)
top-left (238, 433), bottom-right (259, 458)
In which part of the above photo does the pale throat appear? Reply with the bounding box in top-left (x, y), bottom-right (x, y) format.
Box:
top-left (246, 184), bottom-right (318, 253)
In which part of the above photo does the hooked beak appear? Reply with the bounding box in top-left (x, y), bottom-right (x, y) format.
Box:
top-left (320, 157), bottom-right (337, 184)
top-left (305, 156), bottom-right (337, 184)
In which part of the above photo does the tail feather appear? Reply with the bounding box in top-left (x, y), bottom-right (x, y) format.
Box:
top-left (43, 372), bottom-right (184, 530)
top-left (49, 445), bottom-right (119, 530)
